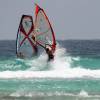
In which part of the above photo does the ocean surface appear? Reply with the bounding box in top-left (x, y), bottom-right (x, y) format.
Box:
top-left (0, 40), bottom-right (100, 100)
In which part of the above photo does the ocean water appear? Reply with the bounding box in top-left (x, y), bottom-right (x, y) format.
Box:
top-left (0, 40), bottom-right (100, 100)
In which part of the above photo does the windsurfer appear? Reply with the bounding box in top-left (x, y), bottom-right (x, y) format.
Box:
top-left (32, 40), bottom-right (54, 61)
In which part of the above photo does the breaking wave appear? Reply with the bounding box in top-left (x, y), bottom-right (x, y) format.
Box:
top-left (0, 44), bottom-right (100, 79)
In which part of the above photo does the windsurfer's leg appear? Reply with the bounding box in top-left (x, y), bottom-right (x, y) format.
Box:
top-left (47, 53), bottom-right (54, 61)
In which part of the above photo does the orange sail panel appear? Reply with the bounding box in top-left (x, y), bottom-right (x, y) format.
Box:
top-left (35, 4), bottom-right (56, 53)
top-left (16, 15), bottom-right (37, 58)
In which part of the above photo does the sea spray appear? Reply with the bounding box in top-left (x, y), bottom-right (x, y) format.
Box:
top-left (0, 40), bottom-right (100, 99)
top-left (0, 44), bottom-right (100, 79)
top-left (78, 90), bottom-right (89, 97)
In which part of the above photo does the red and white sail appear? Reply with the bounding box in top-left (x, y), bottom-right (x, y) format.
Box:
top-left (34, 4), bottom-right (56, 53)
top-left (16, 15), bottom-right (37, 58)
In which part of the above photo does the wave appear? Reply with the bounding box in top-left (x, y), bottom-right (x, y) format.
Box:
top-left (0, 44), bottom-right (100, 79)
top-left (0, 68), bottom-right (100, 79)
top-left (10, 90), bottom-right (100, 98)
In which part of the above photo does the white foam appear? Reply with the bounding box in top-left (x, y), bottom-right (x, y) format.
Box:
top-left (10, 91), bottom-right (100, 98)
top-left (72, 57), bottom-right (80, 61)
top-left (78, 90), bottom-right (89, 97)
top-left (10, 91), bottom-right (77, 97)
top-left (0, 67), bottom-right (100, 79)
top-left (1, 43), bottom-right (100, 79)
top-left (28, 52), bottom-right (48, 71)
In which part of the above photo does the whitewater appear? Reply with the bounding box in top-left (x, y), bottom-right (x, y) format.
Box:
top-left (0, 43), bottom-right (100, 79)
top-left (0, 40), bottom-right (100, 100)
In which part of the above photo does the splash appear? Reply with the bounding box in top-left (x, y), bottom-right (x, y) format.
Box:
top-left (10, 91), bottom-right (100, 98)
top-left (78, 90), bottom-right (89, 97)
top-left (0, 43), bottom-right (100, 79)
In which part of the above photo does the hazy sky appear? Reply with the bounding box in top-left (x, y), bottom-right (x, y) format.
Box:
top-left (0, 0), bottom-right (100, 40)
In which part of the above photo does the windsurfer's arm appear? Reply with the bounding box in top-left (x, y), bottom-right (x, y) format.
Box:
top-left (36, 41), bottom-right (52, 51)
top-left (36, 41), bottom-right (46, 50)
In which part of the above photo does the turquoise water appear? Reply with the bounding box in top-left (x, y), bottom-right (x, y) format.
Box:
top-left (0, 40), bottom-right (100, 100)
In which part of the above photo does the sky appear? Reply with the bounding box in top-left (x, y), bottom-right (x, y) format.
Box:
top-left (0, 0), bottom-right (100, 40)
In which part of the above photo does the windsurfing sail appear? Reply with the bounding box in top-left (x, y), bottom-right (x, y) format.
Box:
top-left (16, 15), bottom-right (38, 58)
top-left (34, 4), bottom-right (56, 53)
